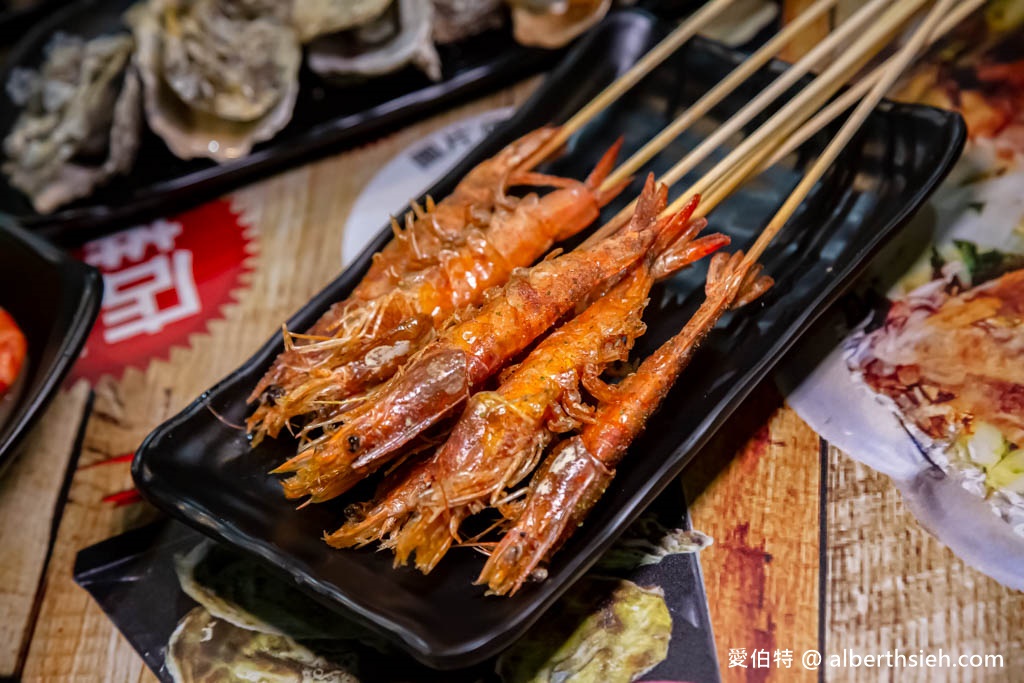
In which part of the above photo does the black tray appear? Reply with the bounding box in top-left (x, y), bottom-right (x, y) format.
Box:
top-left (0, 0), bottom-right (69, 46)
top-left (75, 494), bottom-right (719, 683)
top-left (0, 0), bottom-right (557, 243)
top-left (132, 9), bottom-right (966, 669)
top-left (0, 217), bottom-right (101, 466)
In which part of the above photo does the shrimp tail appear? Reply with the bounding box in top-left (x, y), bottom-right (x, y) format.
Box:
top-left (649, 194), bottom-right (698, 256)
top-left (612, 174), bottom-right (667, 240)
top-left (584, 137), bottom-right (624, 190)
top-left (508, 137), bottom-right (627, 209)
top-left (652, 229), bottom-right (731, 280)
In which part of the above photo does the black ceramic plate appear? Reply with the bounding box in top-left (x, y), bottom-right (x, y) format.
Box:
top-left (0, 0), bottom-right (556, 242)
top-left (133, 9), bottom-right (966, 669)
top-left (0, 0), bottom-right (69, 47)
top-left (0, 218), bottom-right (101, 466)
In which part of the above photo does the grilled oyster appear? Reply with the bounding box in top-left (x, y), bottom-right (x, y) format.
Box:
top-left (166, 607), bottom-right (362, 683)
top-left (291, 0), bottom-right (392, 43)
top-left (432, 0), bottom-right (505, 44)
top-left (496, 577), bottom-right (671, 683)
top-left (174, 540), bottom-right (377, 643)
top-left (2, 32), bottom-right (140, 213)
top-left (509, 0), bottom-right (611, 49)
top-left (126, 0), bottom-right (301, 162)
top-left (308, 0), bottom-right (441, 81)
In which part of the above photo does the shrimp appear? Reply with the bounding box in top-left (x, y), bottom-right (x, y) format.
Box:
top-left (272, 175), bottom-right (686, 503)
top-left (0, 308), bottom-right (26, 395)
top-left (250, 127), bottom-right (557, 421)
top-left (478, 250), bottom-right (773, 595)
top-left (354, 126), bottom-right (560, 301)
top-left (247, 140), bottom-right (627, 442)
top-left (325, 201), bottom-right (729, 572)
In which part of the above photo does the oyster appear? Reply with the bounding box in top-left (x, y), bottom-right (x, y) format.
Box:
top-left (126, 0), bottom-right (302, 162)
top-left (166, 607), bottom-right (362, 683)
top-left (509, 0), bottom-right (611, 49)
top-left (308, 0), bottom-right (441, 81)
top-left (496, 577), bottom-right (671, 683)
top-left (174, 541), bottom-right (379, 643)
top-left (291, 0), bottom-right (392, 43)
top-left (431, 0), bottom-right (505, 44)
top-left (2, 32), bottom-right (140, 213)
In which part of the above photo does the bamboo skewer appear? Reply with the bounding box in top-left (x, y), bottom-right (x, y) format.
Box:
top-left (698, 134), bottom-right (786, 215)
top-left (694, 0), bottom-right (980, 214)
top-left (521, 0), bottom-right (742, 171)
top-left (596, 0), bottom-right (927, 236)
top-left (764, 0), bottom-right (984, 167)
top-left (667, 0), bottom-right (929, 200)
top-left (741, 0), bottom-right (958, 269)
top-left (598, 0), bottom-right (844, 192)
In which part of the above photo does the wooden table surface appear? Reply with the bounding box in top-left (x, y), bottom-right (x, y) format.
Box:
top-left (2, 11), bottom-right (1023, 683)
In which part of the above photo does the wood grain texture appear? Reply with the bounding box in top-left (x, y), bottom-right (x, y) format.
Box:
top-left (685, 391), bottom-right (823, 683)
top-left (19, 81), bottom-right (537, 683)
top-left (779, 0), bottom-right (833, 63)
top-left (0, 381), bottom-right (90, 677)
top-left (824, 448), bottom-right (1024, 683)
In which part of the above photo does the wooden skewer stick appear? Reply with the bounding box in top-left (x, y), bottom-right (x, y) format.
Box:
top-left (590, 0), bottom-right (914, 242)
top-left (599, 0), bottom-right (843, 192)
top-left (693, 0), bottom-right (979, 217)
top-left (741, 0), bottom-right (958, 269)
top-left (665, 0), bottom-right (931, 205)
top-left (521, 0), bottom-right (741, 171)
top-left (699, 135), bottom-right (785, 215)
top-left (764, 0), bottom-right (984, 167)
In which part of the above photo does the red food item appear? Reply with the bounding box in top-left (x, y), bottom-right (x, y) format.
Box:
top-left (0, 308), bottom-right (27, 395)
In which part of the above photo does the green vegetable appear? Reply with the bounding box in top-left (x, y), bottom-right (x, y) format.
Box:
top-left (987, 449), bottom-right (1024, 494)
top-left (962, 422), bottom-right (1010, 468)
top-left (952, 240), bottom-right (1024, 286)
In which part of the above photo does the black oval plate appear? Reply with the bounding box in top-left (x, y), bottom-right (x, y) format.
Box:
top-left (0, 0), bottom-right (557, 243)
top-left (132, 10), bottom-right (966, 670)
top-left (0, 218), bottom-right (101, 467)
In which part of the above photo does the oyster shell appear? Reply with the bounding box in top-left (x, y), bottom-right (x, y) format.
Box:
top-left (2, 32), bottom-right (140, 213)
top-left (509, 0), bottom-right (611, 48)
top-left (291, 0), bottom-right (392, 43)
top-left (308, 0), bottom-right (441, 81)
top-left (166, 607), bottom-right (361, 683)
top-left (431, 0), bottom-right (505, 44)
top-left (126, 0), bottom-right (301, 162)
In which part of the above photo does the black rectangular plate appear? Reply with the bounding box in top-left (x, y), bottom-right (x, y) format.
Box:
top-left (132, 9), bottom-right (966, 670)
top-left (0, 217), bottom-right (101, 467)
top-left (0, 0), bottom-right (69, 46)
top-left (0, 0), bottom-right (557, 243)
top-left (75, 494), bottom-right (719, 683)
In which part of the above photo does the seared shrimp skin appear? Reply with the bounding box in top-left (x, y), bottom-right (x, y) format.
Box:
top-left (479, 250), bottom-right (773, 595)
top-left (274, 176), bottom-right (681, 503)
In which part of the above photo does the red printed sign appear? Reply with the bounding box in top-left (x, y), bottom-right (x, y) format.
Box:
top-left (73, 200), bottom-right (254, 383)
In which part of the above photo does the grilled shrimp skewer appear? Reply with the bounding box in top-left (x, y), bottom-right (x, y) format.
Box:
top-left (273, 176), bottom-right (687, 503)
top-left (248, 140), bottom-right (627, 442)
top-left (250, 128), bottom-right (559, 429)
top-left (478, 250), bottom-right (772, 595)
top-left (325, 198), bottom-right (728, 570)
top-left (356, 127), bottom-right (560, 300)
